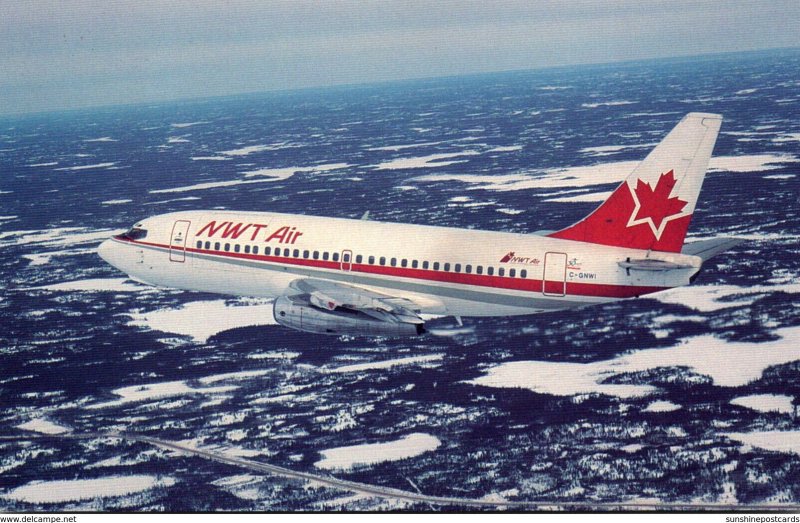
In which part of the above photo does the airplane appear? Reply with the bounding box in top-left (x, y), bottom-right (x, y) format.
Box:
top-left (98, 112), bottom-right (740, 337)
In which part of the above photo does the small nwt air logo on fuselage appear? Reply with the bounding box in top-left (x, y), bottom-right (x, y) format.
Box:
top-left (499, 251), bottom-right (541, 265)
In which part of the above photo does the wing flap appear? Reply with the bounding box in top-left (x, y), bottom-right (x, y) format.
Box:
top-left (288, 278), bottom-right (423, 324)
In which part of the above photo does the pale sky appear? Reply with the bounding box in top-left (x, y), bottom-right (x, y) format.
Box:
top-left (2, 0), bottom-right (799, 116)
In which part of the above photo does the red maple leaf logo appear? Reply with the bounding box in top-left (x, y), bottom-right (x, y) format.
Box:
top-left (627, 170), bottom-right (688, 239)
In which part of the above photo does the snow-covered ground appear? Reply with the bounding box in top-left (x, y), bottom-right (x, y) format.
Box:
top-left (325, 354), bottom-right (444, 373)
top-left (1, 476), bottom-right (176, 504)
top-left (642, 400), bottom-right (681, 413)
top-left (374, 151), bottom-right (480, 170)
top-left (651, 283), bottom-right (800, 313)
top-left (0, 227), bottom-right (121, 249)
top-left (16, 418), bottom-right (71, 434)
top-left (54, 162), bottom-right (118, 171)
top-left (126, 299), bottom-right (277, 343)
top-left (730, 394), bottom-right (795, 414)
top-left (86, 380), bottom-right (239, 410)
top-left (467, 326), bottom-right (800, 398)
top-left (24, 278), bottom-right (147, 293)
top-left (242, 163), bottom-right (351, 180)
top-left (725, 431), bottom-right (800, 457)
top-left (314, 433), bottom-right (441, 470)
top-left (409, 154), bottom-right (797, 196)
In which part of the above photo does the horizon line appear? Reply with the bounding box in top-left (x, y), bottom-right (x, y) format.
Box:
top-left (3, 45), bottom-right (798, 120)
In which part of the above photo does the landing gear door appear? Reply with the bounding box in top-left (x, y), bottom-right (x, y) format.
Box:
top-left (169, 220), bottom-right (191, 263)
top-left (543, 251), bottom-right (567, 296)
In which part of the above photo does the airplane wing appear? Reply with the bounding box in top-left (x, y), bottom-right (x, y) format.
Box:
top-left (273, 278), bottom-right (426, 336)
top-left (681, 237), bottom-right (743, 261)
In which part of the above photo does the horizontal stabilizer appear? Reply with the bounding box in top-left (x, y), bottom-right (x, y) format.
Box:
top-left (681, 237), bottom-right (743, 261)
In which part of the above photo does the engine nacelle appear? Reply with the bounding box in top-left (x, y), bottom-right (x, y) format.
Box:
top-left (273, 295), bottom-right (425, 336)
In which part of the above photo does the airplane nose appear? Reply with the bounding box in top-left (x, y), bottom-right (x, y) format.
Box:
top-left (97, 239), bottom-right (117, 266)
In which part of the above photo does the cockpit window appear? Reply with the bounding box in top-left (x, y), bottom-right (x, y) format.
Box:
top-left (117, 227), bottom-right (148, 241)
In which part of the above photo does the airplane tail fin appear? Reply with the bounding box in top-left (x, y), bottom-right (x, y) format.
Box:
top-left (548, 112), bottom-right (722, 253)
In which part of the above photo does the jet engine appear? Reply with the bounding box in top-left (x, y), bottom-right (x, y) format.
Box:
top-left (273, 295), bottom-right (425, 336)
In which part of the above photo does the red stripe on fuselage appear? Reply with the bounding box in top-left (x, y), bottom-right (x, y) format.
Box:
top-left (113, 237), bottom-right (668, 299)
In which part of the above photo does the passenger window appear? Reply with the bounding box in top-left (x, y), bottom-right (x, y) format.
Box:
top-left (323, 252), bottom-right (329, 260)
top-left (433, 262), bottom-right (440, 270)
top-left (356, 255), bottom-right (363, 263)
top-left (380, 257), bottom-right (386, 265)
top-left (244, 245), bottom-right (250, 254)
top-left (333, 252), bottom-right (340, 262)
top-left (465, 265), bottom-right (472, 274)
top-left (521, 269), bottom-right (527, 278)
top-left (391, 258), bottom-right (397, 267)
top-left (476, 266), bottom-right (483, 275)
top-left (196, 241), bottom-right (202, 249)
top-left (204, 241), bottom-right (210, 249)
top-left (499, 268), bottom-right (505, 277)
top-left (412, 260), bottom-right (418, 269)
top-left (509, 268), bottom-right (516, 277)
top-left (369, 256), bottom-right (375, 264)
top-left (302, 250), bottom-right (309, 258)
top-left (454, 263), bottom-right (461, 273)
top-left (487, 267), bottom-right (494, 276)
top-left (343, 253), bottom-right (350, 263)
top-left (284, 248), bottom-right (290, 257)
top-left (234, 244), bottom-right (240, 253)
top-left (253, 246), bottom-right (259, 255)
top-left (444, 263), bottom-right (450, 271)
top-left (293, 249), bottom-right (300, 257)
top-left (313, 251), bottom-right (319, 260)
top-left (214, 242), bottom-right (220, 250)
top-left (423, 261), bottom-right (429, 270)
top-left (224, 243), bottom-right (230, 252)
top-left (401, 259), bottom-right (408, 268)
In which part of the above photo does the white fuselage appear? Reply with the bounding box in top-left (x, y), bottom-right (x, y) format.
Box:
top-left (98, 210), bottom-right (700, 317)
